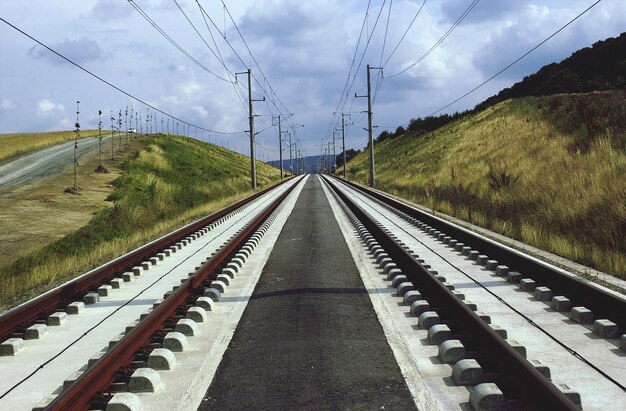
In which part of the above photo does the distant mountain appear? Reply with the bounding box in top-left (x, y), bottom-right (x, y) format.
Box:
top-left (476, 32), bottom-right (626, 110)
top-left (268, 155), bottom-right (335, 174)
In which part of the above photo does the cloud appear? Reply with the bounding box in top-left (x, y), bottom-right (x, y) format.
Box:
top-left (1, 99), bottom-right (16, 110)
top-left (440, 0), bottom-right (527, 24)
top-left (28, 37), bottom-right (103, 65)
top-left (191, 105), bottom-right (209, 118)
top-left (91, 0), bottom-right (132, 21)
top-left (37, 99), bottom-right (65, 117)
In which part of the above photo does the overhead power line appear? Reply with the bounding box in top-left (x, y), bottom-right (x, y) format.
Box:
top-left (378, 0), bottom-right (394, 68)
top-left (127, 0), bottom-right (232, 83)
top-left (219, 0), bottom-right (292, 117)
top-left (195, 1), bottom-right (292, 123)
top-left (0, 17), bottom-right (242, 135)
top-left (382, 0), bottom-right (427, 67)
top-left (324, 0), bottom-right (372, 141)
top-left (428, 0), bottom-right (603, 116)
top-left (386, 0), bottom-right (480, 78)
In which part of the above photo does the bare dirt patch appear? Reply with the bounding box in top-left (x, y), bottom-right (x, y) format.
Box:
top-left (0, 141), bottom-right (140, 269)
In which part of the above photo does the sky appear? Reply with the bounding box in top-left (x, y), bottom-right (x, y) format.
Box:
top-left (0, 0), bottom-right (624, 161)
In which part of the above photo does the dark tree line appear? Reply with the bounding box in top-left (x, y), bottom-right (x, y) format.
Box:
top-left (336, 149), bottom-right (361, 168)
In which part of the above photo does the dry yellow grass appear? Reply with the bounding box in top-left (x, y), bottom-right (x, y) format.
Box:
top-left (0, 192), bottom-right (249, 310)
top-left (0, 129), bottom-right (101, 161)
top-left (0, 133), bottom-right (281, 309)
top-left (346, 92), bottom-right (626, 278)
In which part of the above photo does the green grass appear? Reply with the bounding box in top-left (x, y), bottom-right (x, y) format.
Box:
top-left (0, 130), bottom-right (101, 161)
top-left (0, 134), bottom-right (281, 309)
top-left (343, 91), bottom-right (626, 278)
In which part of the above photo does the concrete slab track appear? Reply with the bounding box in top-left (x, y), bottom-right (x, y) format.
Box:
top-left (200, 177), bottom-right (415, 410)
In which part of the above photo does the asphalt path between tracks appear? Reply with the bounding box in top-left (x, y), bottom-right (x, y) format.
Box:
top-left (200, 176), bottom-right (416, 410)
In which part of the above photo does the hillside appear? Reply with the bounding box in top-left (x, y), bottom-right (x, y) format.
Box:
top-left (377, 32), bottom-right (626, 144)
top-left (0, 134), bottom-right (281, 308)
top-left (0, 129), bottom-right (101, 162)
top-left (343, 91), bottom-right (626, 278)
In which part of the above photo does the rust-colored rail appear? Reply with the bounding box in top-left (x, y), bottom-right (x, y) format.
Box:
top-left (0, 179), bottom-right (290, 342)
top-left (324, 175), bottom-right (577, 411)
top-left (334, 176), bottom-right (626, 331)
top-left (45, 177), bottom-right (298, 410)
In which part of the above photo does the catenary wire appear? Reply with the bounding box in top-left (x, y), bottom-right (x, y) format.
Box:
top-left (386, 0), bottom-right (480, 78)
top-left (0, 17), bottom-right (242, 135)
top-left (127, 0), bottom-right (232, 83)
top-left (427, 0), bottom-right (603, 116)
top-left (382, 0), bottom-right (427, 67)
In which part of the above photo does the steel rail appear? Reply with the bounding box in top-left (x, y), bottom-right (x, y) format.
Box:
top-left (0, 178), bottom-right (291, 342)
top-left (45, 177), bottom-right (298, 411)
top-left (324, 175), bottom-right (577, 410)
top-left (333, 176), bottom-right (626, 331)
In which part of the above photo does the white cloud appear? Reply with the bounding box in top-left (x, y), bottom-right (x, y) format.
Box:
top-left (191, 105), bottom-right (209, 118)
top-left (37, 99), bottom-right (65, 116)
top-left (1, 99), bottom-right (16, 110)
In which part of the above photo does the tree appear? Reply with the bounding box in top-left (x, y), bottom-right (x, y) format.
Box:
top-left (336, 148), bottom-right (360, 168)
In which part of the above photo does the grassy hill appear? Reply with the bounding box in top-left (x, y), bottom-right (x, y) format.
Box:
top-left (0, 134), bottom-right (281, 309)
top-left (343, 91), bottom-right (626, 278)
top-left (0, 130), bottom-right (101, 162)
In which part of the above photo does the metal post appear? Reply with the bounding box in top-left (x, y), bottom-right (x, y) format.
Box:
top-left (342, 113), bottom-right (347, 178)
top-left (366, 64), bottom-right (375, 187)
top-left (247, 69), bottom-right (256, 188)
top-left (279, 117), bottom-right (284, 179)
top-left (110, 110), bottom-right (115, 160)
top-left (289, 133), bottom-right (293, 176)
top-left (125, 107), bottom-right (128, 144)
top-left (332, 129), bottom-right (336, 174)
top-left (73, 101), bottom-right (80, 190)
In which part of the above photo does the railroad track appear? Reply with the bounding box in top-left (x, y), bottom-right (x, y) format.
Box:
top-left (1, 173), bottom-right (624, 410)
top-left (0, 176), bottom-right (305, 410)
top-left (322, 175), bottom-right (626, 410)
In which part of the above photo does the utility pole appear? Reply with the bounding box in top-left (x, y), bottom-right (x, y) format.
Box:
top-left (236, 69), bottom-right (264, 189)
top-left (356, 64), bottom-right (382, 187)
top-left (341, 113), bottom-right (347, 178)
top-left (274, 115), bottom-right (284, 179)
top-left (125, 107), bottom-right (128, 145)
top-left (332, 130), bottom-right (337, 174)
top-left (97, 110), bottom-right (103, 168)
top-left (110, 110), bottom-right (115, 160)
top-left (118, 110), bottom-right (122, 152)
top-left (73, 101), bottom-right (80, 190)
top-left (288, 132), bottom-right (293, 176)
top-left (247, 68), bottom-right (256, 188)
top-left (129, 109), bottom-right (134, 142)
top-left (328, 141), bottom-right (332, 173)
